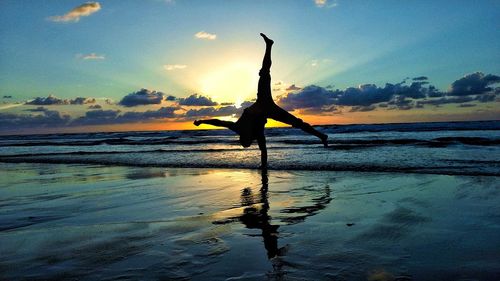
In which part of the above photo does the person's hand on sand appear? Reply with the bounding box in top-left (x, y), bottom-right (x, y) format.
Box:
top-left (321, 135), bottom-right (328, 148)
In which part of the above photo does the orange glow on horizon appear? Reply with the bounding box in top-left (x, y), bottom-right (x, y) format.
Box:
top-left (3, 104), bottom-right (497, 136)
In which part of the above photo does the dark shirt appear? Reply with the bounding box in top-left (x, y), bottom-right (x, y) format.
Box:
top-left (235, 105), bottom-right (267, 144)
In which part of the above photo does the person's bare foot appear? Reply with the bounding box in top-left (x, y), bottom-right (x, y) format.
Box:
top-left (321, 134), bottom-right (328, 148)
top-left (260, 33), bottom-right (274, 45)
top-left (193, 120), bottom-right (201, 126)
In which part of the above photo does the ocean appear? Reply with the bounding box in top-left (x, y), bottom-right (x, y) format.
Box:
top-left (1, 120), bottom-right (499, 175)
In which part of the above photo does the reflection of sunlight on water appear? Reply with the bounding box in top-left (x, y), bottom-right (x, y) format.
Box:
top-left (367, 268), bottom-right (397, 281)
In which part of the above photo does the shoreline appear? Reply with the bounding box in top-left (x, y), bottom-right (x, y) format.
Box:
top-left (1, 160), bottom-right (498, 177)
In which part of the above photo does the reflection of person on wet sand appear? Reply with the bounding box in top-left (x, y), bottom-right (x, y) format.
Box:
top-left (211, 170), bottom-right (285, 259)
top-left (194, 33), bottom-right (328, 169)
top-left (239, 170), bottom-right (284, 259)
top-left (211, 169), bottom-right (332, 273)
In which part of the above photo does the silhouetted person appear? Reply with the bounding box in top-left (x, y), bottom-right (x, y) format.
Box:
top-left (194, 33), bottom-right (328, 169)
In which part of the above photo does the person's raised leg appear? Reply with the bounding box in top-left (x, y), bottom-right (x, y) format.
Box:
top-left (260, 33), bottom-right (274, 71)
top-left (268, 106), bottom-right (328, 147)
top-left (257, 33), bottom-right (274, 104)
top-left (257, 34), bottom-right (274, 103)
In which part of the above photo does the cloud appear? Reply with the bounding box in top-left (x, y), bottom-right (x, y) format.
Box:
top-left (314, 0), bottom-right (327, 7)
top-left (49, 2), bottom-right (101, 23)
top-left (0, 109), bottom-right (70, 130)
top-left (448, 72), bottom-right (500, 96)
top-left (239, 101), bottom-right (255, 108)
top-left (71, 107), bottom-right (179, 126)
top-left (194, 31), bottom-right (217, 40)
top-left (475, 94), bottom-right (496, 103)
top-left (286, 84), bottom-right (302, 91)
top-left (3, 105), bottom-right (179, 130)
top-left (401, 82), bottom-right (430, 99)
top-left (412, 76), bottom-right (428, 81)
top-left (26, 95), bottom-right (96, 105)
top-left (26, 94), bottom-right (67, 105)
top-left (337, 84), bottom-right (394, 106)
top-left (70, 97), bottom-right (96, 104)
top-left (276, 72), bottom-right (499, 113)
top-left (184, 105), bottom-right (241, 118)
top-left (386, 96), bottom-right (413, 110)
top-left (427, 86), bottom-right (443, 97)
top-left (181, 100), bottom-right (256, 118)
top-left (314, 0), bottom-right (338, 8)
top-left (277, 85), bottom-right (337, 111)
top-left (120, 107), bottom-right (178, 121)
top-left (88, 104), bottom-right (102, 109)
top-left (119, 88), bottom-right (164, 107)
top-left (71, 109), bottom-right (121, 126)
top-left (416, 96), bottom-right (475, 107)
top-left (333, 79), bottom-right (443, 107)
top-left (349, 105), bottom-right (376, 112)
top-left (78, 53), bottom-right (105, 60)
top-left (164, 64), bottom-right (187, 71)
top-left (178, 94), bottom-right (218, 106)
top-left (7, 71), bottom-right (497, 132)
top-left (0, 105), bottom-right (182, 131)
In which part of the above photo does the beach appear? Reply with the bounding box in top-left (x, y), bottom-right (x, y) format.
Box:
top-left (2, 0), bottom-right (499, 279)
top-left (1, 163), bottom-right (499, 280)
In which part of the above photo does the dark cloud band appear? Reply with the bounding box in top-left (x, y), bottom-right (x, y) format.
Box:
top-left (119, 89), bottom-right (164, 107)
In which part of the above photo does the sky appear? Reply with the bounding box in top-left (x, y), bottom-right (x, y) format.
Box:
top-left (0, 0), bottom-right (499, 135)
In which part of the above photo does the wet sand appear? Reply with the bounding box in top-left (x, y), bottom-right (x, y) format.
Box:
top-left (0, 163), bottom-right (499, 280)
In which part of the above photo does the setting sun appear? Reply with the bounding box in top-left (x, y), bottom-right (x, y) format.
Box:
top-left (200, 62), bottom-right (259, 106)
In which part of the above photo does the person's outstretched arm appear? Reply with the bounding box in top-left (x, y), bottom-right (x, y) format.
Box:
top-left (257, 135), bottom-right (268, 170)
top-left (194, 119), bottom-right (235, 130)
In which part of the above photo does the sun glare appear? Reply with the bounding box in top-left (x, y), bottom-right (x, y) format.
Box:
top-left (200, 62), bottom-right (259, 106)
